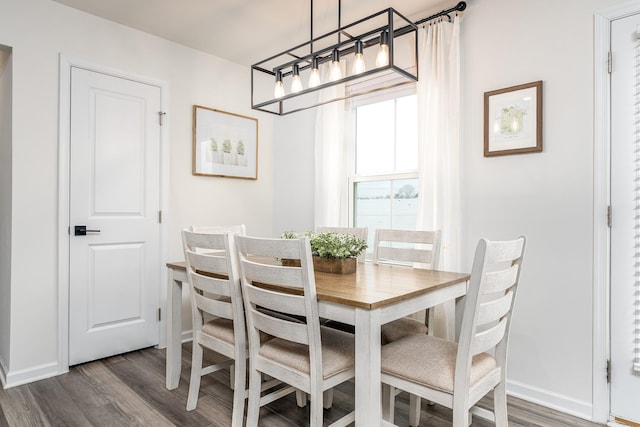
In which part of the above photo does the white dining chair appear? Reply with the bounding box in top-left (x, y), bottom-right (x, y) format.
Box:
top-left (373, 228), bottom-right (442, 344)
top-left (381, 236), bottom-right (526, 427)
top-left (235, 234), bottom-right (356, 427)
top-left (316, 226), bottom-right (368, 262)
top-left (372, 228), bottom-right (443, 422)
top-left (182, 225), bottom-right (246, 427)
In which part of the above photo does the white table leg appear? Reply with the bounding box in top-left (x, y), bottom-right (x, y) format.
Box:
top-left (165, 268), bottom-right (183, 390)
top-left (355, 308), bottom-right (382, 426)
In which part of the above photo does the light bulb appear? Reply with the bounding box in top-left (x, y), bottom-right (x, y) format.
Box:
top-left (376, 31), bottom-right (389, 67)
top-left (308, 57), bottom-right (321, 88)
top-left (290, 64), bottom-right (303, 93)
top-left (291, 75), bottom-right (303, 93)
top-left (329, 49), bottom-right (342, 81)
top-left (273, 70), bottom-right (285, 98)
top-left (352, 40), bottom-right (366, 74)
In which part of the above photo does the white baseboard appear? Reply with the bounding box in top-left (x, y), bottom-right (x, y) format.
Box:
top-left (2, 361), bottom-right (59, 389)
top-left (507, 379), bottom-right (594, 422)
top-left (182, 330), bottom-right (193, 343)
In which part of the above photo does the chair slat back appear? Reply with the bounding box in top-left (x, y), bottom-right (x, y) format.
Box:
top-left (251, 309), bottom-right (310, 345)
top-left (470, 317), bottom-right (508, 355)
top-left (317, 226), bottom-right (368, 262)
top-left (475, 291), bottom-right (514, 326)
top-left (482, 264), bottom-right (520, 294)
top-left (243, 283), bottom-right (306, 317)
top-left (190, 272), bottom-right (232, 297)
top-left (373, 229), bottom-right (441, 269)
top-left (240, 259), bottom-right (307, 290)
top-left (236, 235), bottom-right (321, 350)
top-left (182, 226), bottom-right (245, 336)
top-left (455, 236), bottom-right (526, 390)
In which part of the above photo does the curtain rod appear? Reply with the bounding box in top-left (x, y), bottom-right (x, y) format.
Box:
top-left (415, 1), bottom-right (466, 26)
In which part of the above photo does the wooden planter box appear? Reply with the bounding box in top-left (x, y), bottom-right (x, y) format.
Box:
top-left (281, 256), bottom-right (357, 274)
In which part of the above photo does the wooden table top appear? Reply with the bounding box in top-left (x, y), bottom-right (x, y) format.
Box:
top-left (167, 261), bottom-right (469, 310)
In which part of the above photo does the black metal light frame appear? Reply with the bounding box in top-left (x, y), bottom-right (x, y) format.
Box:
top-left (250, 2), bottom-right (467, 116)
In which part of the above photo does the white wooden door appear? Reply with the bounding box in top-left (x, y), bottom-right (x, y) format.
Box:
top-left (69, 67), bottom-right (161, 366)
top-left (610, 13), bottom-right (640, 425)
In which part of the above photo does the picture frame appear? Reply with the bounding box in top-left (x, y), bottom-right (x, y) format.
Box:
top-left (484, 81), bottom-right (543, 157)
top-left (193, 105), bottom-right (258, 179)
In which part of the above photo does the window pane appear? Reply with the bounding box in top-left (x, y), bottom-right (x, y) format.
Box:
top-left (354, 178), bottom-right (419, 251)
top-left (395, 95), bottom-right (418, 171)
top-left (356, 100), bottom-right (394, 174)
top-left (391, 179), bottom-right (419, 230)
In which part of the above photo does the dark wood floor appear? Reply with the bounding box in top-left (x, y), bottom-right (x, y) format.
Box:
top-left (0, 343), bottom-right (604, 426)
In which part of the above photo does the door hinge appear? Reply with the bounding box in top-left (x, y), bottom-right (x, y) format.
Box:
top-left (608, 51), bottom-right (612, 74)
top-left (606, 359), bottom-right (611, 383)
top-left (158, 307), bottom-right (162, 322)
top-left (159, 111), bottom-right (166, 126)
top-left (158, 210), bottom-right (162, 224)
top-left (607, 205), bottom-right (612, 228)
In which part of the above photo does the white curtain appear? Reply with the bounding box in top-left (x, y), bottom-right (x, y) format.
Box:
top-left (314, 62), bottom-right (347, 229)
top-left (416, 17), bottom-right (462, 339)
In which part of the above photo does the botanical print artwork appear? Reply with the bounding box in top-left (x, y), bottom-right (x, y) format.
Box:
top-left (193, 105), bottom-right (258, 179)
top-left (494, 97), bottom-right (532, 142)
top-left (484, 81), bottom-right (542, 156)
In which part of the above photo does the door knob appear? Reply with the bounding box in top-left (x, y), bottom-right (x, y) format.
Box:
top-left (74, 225), bottom-right (101, 236)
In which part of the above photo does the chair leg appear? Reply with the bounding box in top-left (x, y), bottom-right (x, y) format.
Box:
top-left (229, 364), bottom-right (235, 390)
top-left (494, 382), bottom-right (509, 426)
top-left (186, 342), bottom-right (203, 411)
top-left (296, 390), bottom-right (308, 407)
top-left (409, 394), bottom-right (421, 427)
top-left (452, 405), bottom-right (470, 427)
top-left (245, 366), bottom-right (262, 427)
top-left (310, 389), bottom-right (323, 427)
top-left (323, 388), bottom-right (333, 409)
top-left (381, 383), bottom-right (395, 422)
top-left (427, 308), bottom-right (436, 336)
top-left (230, 360), bottom-right (246, 427)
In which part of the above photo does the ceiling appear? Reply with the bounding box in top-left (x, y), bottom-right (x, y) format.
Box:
top-left (51, 0), bottom-right (453, 66)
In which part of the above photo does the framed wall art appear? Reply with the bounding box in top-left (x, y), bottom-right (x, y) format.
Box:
top-left (193, 105), bottom-right (258, 179)
top-left (484, 80), bottom-right (543, 157)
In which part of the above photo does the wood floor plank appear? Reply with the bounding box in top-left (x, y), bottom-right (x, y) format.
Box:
top-left (0, 345), bottom-right (607, 427)
top-left (0, 405), bottom-right (9, 427)
top-left (105, 351), bottom-right (215, 426)
top-left (0, 384), bottom-right (50, 426)
top-left (28, 376), bottom-right (93, 427)
top-left (75, 361), bottom-right (175, 427)
top-left (58, 363), bottom-right (158, 427)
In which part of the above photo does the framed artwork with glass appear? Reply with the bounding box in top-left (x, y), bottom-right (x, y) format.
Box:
top-left (484, 81), bottom-right (542, 157)
top-left (193, 105), bottom-right (258, 179)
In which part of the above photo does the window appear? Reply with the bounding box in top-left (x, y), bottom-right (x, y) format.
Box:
top-left (347, 91), bottom-right (419, 254)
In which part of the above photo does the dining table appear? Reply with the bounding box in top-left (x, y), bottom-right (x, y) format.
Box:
top-left (165, 260), bottom-right (469, 426)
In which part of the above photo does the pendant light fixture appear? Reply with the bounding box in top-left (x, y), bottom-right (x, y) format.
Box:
top-left (308, 56), bottom-right (321, 88)
top-left (375, 31), bottom-right (389, 67)
top-left (329, 48), bottom-right (343, 81)
top-left (252, 1), bottom-right (466, 115)
top-left (273, 70), bottom-right (285, 98)
top-left (352, 40), bottom-right (366, 75)
top-left (290, 63), bottom-right (303, 93)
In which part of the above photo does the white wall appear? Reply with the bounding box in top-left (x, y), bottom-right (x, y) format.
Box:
top-left (0, 0), bottom-right (273, 382)
top-left (0, 45), bottom-right (12, 385)
top-left (272, 0), bottom-right (623, 420)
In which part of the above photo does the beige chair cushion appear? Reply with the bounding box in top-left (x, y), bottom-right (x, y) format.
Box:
top-left (259, 326), bottom-right (354, 379)
top-left (201, 318), bottom-right (235, 344)
top-left (380, 318), bottom-right (428, 345)
top-left (381, 334), bottom-right (496, 393)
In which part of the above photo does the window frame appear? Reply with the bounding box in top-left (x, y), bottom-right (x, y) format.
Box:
top-left (345, 85), bottom-right (419, 228)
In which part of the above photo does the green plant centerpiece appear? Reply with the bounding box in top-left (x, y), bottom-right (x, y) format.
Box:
top-left (281, 231), bottom-right (367, 274)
